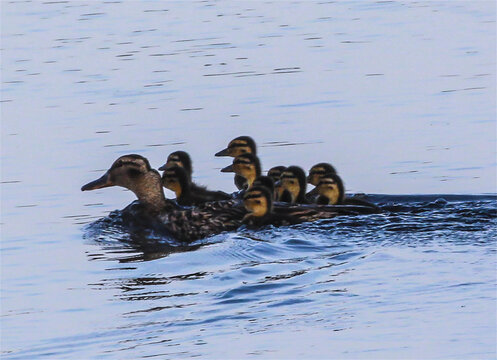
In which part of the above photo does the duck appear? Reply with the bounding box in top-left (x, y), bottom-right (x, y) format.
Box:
top-left (305, 162), bottom-right (337, 202)
top-left (162, 165), bottom-right (231, 206)
top-left (215, 136), bottom-right (257, 190)
top-left (252, 175), bottom-right (275, 194)
top-left (220, 153), bottom-right (261, 190)
top-left (243, 185), bottom-right (366, 227)
top-left (315, 173), bottom-right (380, 210)
top-left (277, 166), bottom-right (310, 204)
top-left (267, 166), bottom-right (286, 184)
top-left (159, 150), bottom-right (231, 201)
top-left (82, 154), bottom-right (246, 242)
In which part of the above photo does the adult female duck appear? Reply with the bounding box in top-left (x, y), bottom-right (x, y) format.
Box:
top-left (82, 155), bottom-right (244, 241)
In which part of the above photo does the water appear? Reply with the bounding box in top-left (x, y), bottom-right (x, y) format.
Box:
top-left (1, 1), bottom-right (496, 359)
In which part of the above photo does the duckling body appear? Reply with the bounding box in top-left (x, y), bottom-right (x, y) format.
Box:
top-left (216, 136), bottom-right (257, 190)
top-left (159, 150), bottom-right (230, 202)
top-left (82, 154), bottom-right (245, 242)
top-left (315, 173), bottom-right (379, 211)
top-left (305, 162), bottom-right (337, 202)
top-left (162, 166), bottom-right (230, 206)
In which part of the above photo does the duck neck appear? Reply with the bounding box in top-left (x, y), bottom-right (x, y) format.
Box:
top-left (132, 171), bottom-right (172, 212)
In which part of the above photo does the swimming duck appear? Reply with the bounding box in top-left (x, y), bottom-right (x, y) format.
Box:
top-left (159, 150), bottom-right (231, 201)
top-left (267, 166), bottom-right (286, 183)
top-left (277, 166), bottom-right (309, 204)
top-left (315, 173), bottom-right (380, 210)
top-left (220, 153), bottom-right (261, 190)
top-left (162, 165), bottom-right (231, 206)
top-left (215, 136), bottom-right (257, 190)
top-left (305, 162), bottom-right (337, 201)
top-left (243, 185), bottom-right (367, 227)
top-left (82, 154), bottom-right (245, 242)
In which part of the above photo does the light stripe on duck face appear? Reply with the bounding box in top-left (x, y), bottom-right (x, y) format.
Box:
top-left (277, 166), bottom-right (308, 204)
top-left (221, 153), bottom-right (261, 190)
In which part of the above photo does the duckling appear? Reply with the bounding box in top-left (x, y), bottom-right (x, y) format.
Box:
top-left (159, 150), bottom-right (231, 200)
top-left (242, 186), bottom-right (301, 227)
top-left (315, 173), bottom-right (380, 210)
top-left (215, 136), bottom-right (257, 189)
top-left (82, 154), bottom-right (246, 242)
top-left (243, 185), bottom-right (367, 227)
top-left (267, 166), bottom-right (286, 184)
top-left (220, 153), bottom-right (261, 190)
top-left (305, 162), bottom-right (337, 201)
top-left (162, 165), bottom-right (230, 206)
top-left (277, 166), bottom-right (309, 204)
top-left (252, 175), bottom-right (275, 194)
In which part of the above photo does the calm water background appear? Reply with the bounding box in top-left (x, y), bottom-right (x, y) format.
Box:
top-left (1, 1), bottom-right (496, 359)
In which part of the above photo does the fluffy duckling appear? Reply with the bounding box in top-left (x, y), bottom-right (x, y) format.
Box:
top-left (267, 166), bottom-right (286, 183)
top-left (277, 166), bottom-right (309, 204)
top-left (242, 186), bottom-right (300, 227)
top-left (221, 153), bottom-right (261, 190)
top-left (315, 173), bottom-right (379, 210)
top-left (305, 162), bottom-right (337, 201)
top-left (162, 166), bottom-right (230, 206)
top-left (159, 151), bottom-right (193, 179)
top-left (252, 175), bottom-right (275, 194)
top-left (159, 150), bottom-right (230, 201)
top-left (82, 154), bottom-right (245, 241)
top-left (215, 136), bottom-right (257, 189)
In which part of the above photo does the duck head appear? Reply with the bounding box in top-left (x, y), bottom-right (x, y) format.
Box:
top-left (81, 154), bottom-right (169, 212)
top-left (316, 173), bottom-right (345, 205)
top-left (161, 165), bottom-right (190, 200)
top-left (215, 136), bottom-right (257, 157)
top-left (221, 153), bottom-right (261, 188)
top-left (158, 151), bottom-right (193, 181)
top-left (307, 162), bottom-right (337, 186)
top-left (277, 166), bottom-right (307, 204)
top-left (267, 166), bottom-right (286, 184)
top-left (243, 185), bottom-right (273, 221)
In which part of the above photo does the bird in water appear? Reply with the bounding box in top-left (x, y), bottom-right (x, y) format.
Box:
top-left (276, 166), bottom-right (310, 204)
top-left (82, 154), bottom-right (245, 242)
top-left (159, 150), bottom-right (230, 201)
top-left (267, 165), bottom-right (286, 184)
top-left (305, 162), bottom-right (337, 202)
top-left (315, 173), bottom-right (379, 210)
top-left (162, 165), bottom-right (230, 206)
top-left (215, 136), bottom-right (257, 190)
top-left (220, 153), bottom-right (261, 190)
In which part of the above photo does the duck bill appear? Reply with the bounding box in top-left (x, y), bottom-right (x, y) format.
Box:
top-left (215, 148), bottom-right (229, 157)
top-left (81, 172), bottom-right (113, 191)
top-left (158, 163), bottom-right (167, 171)
top-left (306, 175), bottom-right (312, 183)
top-left (220, 164), bottom-right (234, 173)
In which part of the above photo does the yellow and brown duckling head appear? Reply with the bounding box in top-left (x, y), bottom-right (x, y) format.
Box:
top-left (267, 166), bottom-right (286, 184)
top-left (161, 165), bottom-right (190, 201)
top-left (221, 153), bottom-right (261, 189)
top-left (277, 166), bottom-right (308, 204)
top-left (307, 162), bottom-right (337, 186)
top-left (158, 151), bottom-right (193, 181)
top-left (81, 154), bottom-right (169, 211)
top-left (242, 185), bottom-right (273, 222)
top-left (215, 136), bottom-right (257, 157)
top-left (252, 175), bottom-right (275, 195)
top-left (315, 173), bottom-right (345, 205)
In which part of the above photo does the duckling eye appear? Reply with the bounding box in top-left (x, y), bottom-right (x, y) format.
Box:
top-left (255, 200), bottom-right (261, 204)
